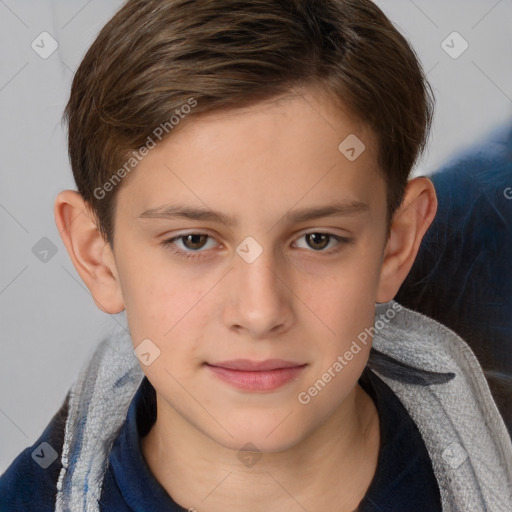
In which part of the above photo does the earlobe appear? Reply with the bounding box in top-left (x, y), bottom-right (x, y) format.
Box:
top-left (54, 190), bottom-right (125, 314)
top-left (376, 177), bottom-right (437, 303)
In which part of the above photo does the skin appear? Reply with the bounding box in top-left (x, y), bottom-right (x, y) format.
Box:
top-left (54, 85), bottom-right (437, 512)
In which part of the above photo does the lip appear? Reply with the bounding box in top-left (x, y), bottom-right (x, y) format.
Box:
top-left (209, 359), bottom-right (303, 371)
top-left (205, 359), bottom-right (307, 391)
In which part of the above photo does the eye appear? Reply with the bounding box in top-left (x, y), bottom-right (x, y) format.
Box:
top-left (294, 232), bottom-right (352, 253)
top-left (162, 233), bottom-right (219, 259)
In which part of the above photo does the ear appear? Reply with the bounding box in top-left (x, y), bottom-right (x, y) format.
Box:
top-left (376, 177), bottom-right (437, 303)
top-left (54, 190), bottom-right (125, 314)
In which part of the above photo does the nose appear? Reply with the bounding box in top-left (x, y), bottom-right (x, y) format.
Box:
top-left (222, 243), bottom-right (294, 339)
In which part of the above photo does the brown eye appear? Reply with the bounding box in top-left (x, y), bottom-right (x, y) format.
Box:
top-left (162, 233), bottom-right (219, 259)
top-left (293, 232), bottom-right (352, 253)
top-left (181, 234), bottom-right (209, 250)
top-left (305, 233), bottom-right (330, 250)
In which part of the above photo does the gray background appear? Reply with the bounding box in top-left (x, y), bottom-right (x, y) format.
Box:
top-left (1, 0), bottom-right (511, 472)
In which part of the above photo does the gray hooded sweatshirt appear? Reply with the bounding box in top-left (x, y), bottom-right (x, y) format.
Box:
top-left (53, 301), bottom-right (512, 511)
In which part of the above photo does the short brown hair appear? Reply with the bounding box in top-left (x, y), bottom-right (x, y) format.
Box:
top-left (63, 0), bottom-right (434, 246)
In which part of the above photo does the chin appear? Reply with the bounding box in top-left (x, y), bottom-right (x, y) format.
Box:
top-left (208, 419), bottom-right (309, 455)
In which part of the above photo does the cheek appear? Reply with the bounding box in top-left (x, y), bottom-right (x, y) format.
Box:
top-left (306, 250), bottom-right (382, 334)
top-left (119, 259), bottom-right (214, 372)
top-left (126, 277), bottom-right (204, 343)
top-left (118, 245), bottom-right (191, 323)
top-left (295, 249), bottom-right (383, 396)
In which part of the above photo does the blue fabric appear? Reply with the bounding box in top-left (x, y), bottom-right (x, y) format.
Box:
top-left (396, 121), bottom-right (512, 434)
top-left (0, 395), bottom-right (67, 512)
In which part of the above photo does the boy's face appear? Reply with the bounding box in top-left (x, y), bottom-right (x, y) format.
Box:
top-left (110, 86), bottom-right (390, 451)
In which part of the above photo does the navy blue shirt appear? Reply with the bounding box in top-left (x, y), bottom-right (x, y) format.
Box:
top-left (0, 366), bottom-right (442, 511)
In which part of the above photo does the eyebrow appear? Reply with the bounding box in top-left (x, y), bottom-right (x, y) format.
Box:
top-left (138, 199), bottom-right (369, 227)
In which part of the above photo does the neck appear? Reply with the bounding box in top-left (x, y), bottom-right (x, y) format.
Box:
top-left (141, 383), bottom-right (380, 512)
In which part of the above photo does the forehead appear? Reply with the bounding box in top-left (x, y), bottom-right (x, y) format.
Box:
top-left (115, 87), bottom-right (385, 223)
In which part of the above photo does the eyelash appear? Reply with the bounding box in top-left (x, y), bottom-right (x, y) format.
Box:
top-left (161, 232), bottom-right (353, 261)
